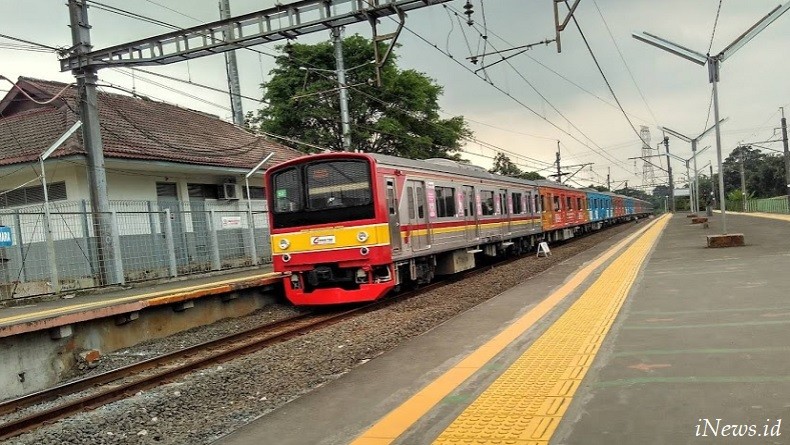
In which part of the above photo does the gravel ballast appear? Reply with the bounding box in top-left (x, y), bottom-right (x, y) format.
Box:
top-left (6, 221), bottom-right (642, 445)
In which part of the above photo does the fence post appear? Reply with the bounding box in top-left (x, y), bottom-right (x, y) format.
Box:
top-left (208, 210), bottom-right (221, 271)
top-left (42, 206), bottom-right (60, 293)
top-left (164, 209), bottom-right (178, 277)
top-left (110, 211), bottom-right (125, 285)
top-left (13, 210), bottom-right (25, 283)
top-left (247, 209), bottom-right (258, 266)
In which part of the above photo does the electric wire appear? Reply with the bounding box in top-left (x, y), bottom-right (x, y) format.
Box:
top-left (591, 0), bottom-right (658, 124)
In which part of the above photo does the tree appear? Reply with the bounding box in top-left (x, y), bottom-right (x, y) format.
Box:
top-left (489, 152), bottom-right (545, 180)
top-left (247, 35), bottom-right (471, 159)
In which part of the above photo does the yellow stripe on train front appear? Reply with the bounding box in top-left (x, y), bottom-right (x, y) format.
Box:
top-left (271, 223), bottom-right (390, 254)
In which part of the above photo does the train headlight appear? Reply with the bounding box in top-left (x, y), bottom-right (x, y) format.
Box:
top-left (278, 238), bottom-right (290, 250)
top-left (357, 231), bottom-right (369, 243)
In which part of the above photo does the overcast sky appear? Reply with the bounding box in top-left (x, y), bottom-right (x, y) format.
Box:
top-left (3, 0), bottom-right (790, 189)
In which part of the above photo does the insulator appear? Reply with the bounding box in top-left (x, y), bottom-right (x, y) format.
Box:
top-left (464, 0), bottom-right (474, 26)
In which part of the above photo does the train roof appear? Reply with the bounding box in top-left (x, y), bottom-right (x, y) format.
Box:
top-left (271, 152), bottom-right (651, 205)
top-left (368, 153), bottom-right (540, 188)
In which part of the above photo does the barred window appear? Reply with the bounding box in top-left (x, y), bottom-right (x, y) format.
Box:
top-left (0, 181), bottom-right (67, 208)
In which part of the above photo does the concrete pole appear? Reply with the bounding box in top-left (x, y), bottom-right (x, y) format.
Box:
top-left (781, 107), bottom-right (789, 211)
top-left (740, 151), bottom-right (747, 210)
top-left (39, 157), bottom-right (59, 293)
top-left (607, 167), bottom-right (611, 191)
top-left (691, 139), bottom-right (699, 214)
top-left (556, 141), bottom-right (562, 184)
top-left (711, 59), bottom-right (728, 233)
top-left (220, 0), bottom-right (244, 126)
top-left (68, 0), bottom-right (117, 284)
top-left (664, 136), bottom-right (675, 212)
top-left (685, 160), bottom-right (692, 212)
top-left (332, 27), bottom-right (352, 152)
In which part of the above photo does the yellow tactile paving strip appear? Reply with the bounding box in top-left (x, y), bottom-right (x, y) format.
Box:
top-left (433, 214), bottom-right (670, 445)
top-left (350, 215), bottom-right (669, 445)
top-left (722, 210), bottom-right (790, 222)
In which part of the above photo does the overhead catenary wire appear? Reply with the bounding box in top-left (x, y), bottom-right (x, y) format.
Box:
top-left (563, 3), bottom-right (652, 151)
top-left (443, 4), bottom-right (633, 174)
top-left (591, 0), bottom-right (658, 125)
top-left (70, 0), bottom-right (561, 169)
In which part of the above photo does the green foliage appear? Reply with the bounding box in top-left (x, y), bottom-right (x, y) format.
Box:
top-left (721, 145), bottom-right (785, 199)
top-left (489, 152), bottom-right (545, 180)
top-left (247, 35), bottom-right (471, 158)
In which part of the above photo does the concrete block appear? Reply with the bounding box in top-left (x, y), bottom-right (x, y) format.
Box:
top-left (707, 234), bottom-right (745, 248)
top-left (691, 217), bottom-right (708, 224)
top-left (115, 311), bottom-right (140, 326)
top-left (173, 300), bottom-right (195, 312)
top-left (686, 214), bottom-right (698, 218)
top-left (49, 325), bottom-right (73, 340)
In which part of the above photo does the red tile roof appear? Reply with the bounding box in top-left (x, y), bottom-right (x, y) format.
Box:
top-left (0, 77), bottom-right (302, 169)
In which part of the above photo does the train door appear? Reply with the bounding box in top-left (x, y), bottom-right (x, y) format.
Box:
top-left (406, 180), bottom-right (430, 252)
top-left (463, 185), bottom-right (478, 241)
top-left (499, 189), bottom-right (510, 235)
top-left (386, 178), bottom-right (402, 253)
top-left (541, 192), bottom-right (553, 229)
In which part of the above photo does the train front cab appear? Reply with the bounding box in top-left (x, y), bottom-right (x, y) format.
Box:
top-left (266, 153), bottom-right (396, 305)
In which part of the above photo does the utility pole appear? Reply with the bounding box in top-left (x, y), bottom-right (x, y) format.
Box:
top-left (68, 0), bottom-right (117, 285)
top-left (332, 27), bottom-right (352, 152)
top-left (740, 150), bottom-right (747, 208)
top-left (607, 167), bottom-right (611, 191)
top-left (782, 107), bottom-right (790, 210)
top-left (710, 164), bottom-right (716, 210)
top-left (219, 0), bottom-right (244, 126)
top-left (664, 136), bottom-right (675, 212)
top-left (555, 141), bottom-right (562, 184)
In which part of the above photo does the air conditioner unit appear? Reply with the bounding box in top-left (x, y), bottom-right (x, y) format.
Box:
top-left (220, 182), bottom-right (239, 200)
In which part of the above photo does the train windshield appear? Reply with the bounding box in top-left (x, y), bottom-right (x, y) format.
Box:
top-left (271, 159), bottom-right (374, 229)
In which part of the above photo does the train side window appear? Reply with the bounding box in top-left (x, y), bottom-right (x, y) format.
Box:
top-left (566, 196), bottom-right (573, 210)
top-left (537, 195), bottom-right (542, 213)
top-left (464, 186), bottom-right (475, 217)
top-left (416, 186), bottom-right (425, 219)
top-left (407, 186), bottom-right (415, 219)
top-left (553, 196), bottom-right (560, 211)
top-left (512, 192), bottom-right (522, 214)
top-left (577, 197), bottom-right (583, 211)
top-left (386, 180), bottom-right (396, 215)
top-left (435, 186), bottom-right (456, 218)
top-left (480, 190), bottom-right (495, 215)
top-left (499, 190), bottom-right (507, 215)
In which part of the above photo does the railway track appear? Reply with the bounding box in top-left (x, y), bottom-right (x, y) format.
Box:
top-left (0, 221), bottom-right (632, 441)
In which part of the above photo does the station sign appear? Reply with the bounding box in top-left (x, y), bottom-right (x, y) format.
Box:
top-left (0, 226), bottom-right (12, 247)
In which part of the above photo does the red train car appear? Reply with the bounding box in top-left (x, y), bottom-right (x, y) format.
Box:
top-left (536, 181), bottom-right (589, 240)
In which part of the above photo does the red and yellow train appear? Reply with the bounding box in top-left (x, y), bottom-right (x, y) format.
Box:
top-left (265, 152), bottom-right (652, 305)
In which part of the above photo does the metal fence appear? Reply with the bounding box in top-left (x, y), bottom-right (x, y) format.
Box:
top-left (745, 196), bottom-right (790, 214)
top-left (0, 200), bottom-right (271, 300)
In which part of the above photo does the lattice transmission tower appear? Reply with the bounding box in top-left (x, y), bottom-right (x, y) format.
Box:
top-left (640, 126), bottom-right (657, 189)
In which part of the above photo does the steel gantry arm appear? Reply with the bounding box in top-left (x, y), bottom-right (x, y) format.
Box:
top-left (60, 0), bottom-right (452, 71)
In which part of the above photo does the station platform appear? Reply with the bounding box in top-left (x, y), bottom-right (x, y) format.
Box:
top-left (0, 266), bottom-right (279, 338)
top-left (219, 211), bottom-right (789, 444)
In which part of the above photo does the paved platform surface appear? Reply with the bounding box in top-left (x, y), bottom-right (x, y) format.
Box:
top-left (217, 212), bottom-right (790, 445)
top-left (0, 266), bottom-right (279, 338)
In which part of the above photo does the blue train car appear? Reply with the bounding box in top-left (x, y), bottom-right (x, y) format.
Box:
top-left (585, 191), bottom-right (612, 222)
top-left (624, 197), bottom-right (635, 215)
